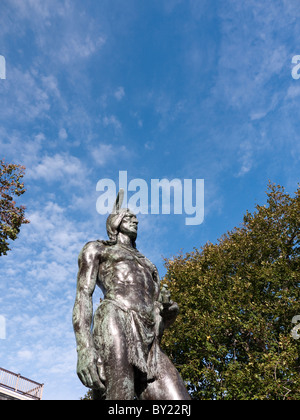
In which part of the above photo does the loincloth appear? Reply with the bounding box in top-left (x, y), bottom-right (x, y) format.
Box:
top-left (93, 299), bottom-right (162, 380)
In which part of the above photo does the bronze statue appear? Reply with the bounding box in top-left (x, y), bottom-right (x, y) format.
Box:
top-left (73, 190), bottom-right (190, 400)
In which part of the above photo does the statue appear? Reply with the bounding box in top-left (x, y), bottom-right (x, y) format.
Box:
top-left (72, 190), bottom-right (190, 400)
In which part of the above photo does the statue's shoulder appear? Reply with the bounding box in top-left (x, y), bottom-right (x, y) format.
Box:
top-left (79, 240), bottom-right (108, 260)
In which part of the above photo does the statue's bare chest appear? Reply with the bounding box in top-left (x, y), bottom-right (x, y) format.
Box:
top-left (99, 244), bottom-right (157, 282)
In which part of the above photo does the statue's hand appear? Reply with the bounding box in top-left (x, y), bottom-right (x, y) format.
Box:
top-left (158, 285), bottom-right (179, 330)
top-left (160, 284), bottom-right (171, 307)
top-left (77, 347), bottom-right (106, 393)
top-left (161, 301), bottom-right (179, 322)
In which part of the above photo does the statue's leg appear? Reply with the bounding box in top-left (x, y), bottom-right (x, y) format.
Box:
top-left (138, 351), bottom-right (190, 400)
top-left (93, 304), bottom-right (135, 400)
top-left (102, 346), bottom-right (135, 400)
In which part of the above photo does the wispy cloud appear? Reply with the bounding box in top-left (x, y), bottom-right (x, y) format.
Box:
top-left (0, 195), bottom-right (98, 398)
top-left (103, 115), bottom-right (122, 131)
top-left (91, 143), bottom-right (130, 167)
top-left (59, 35), bottom-right (106, 64)
top-left (0, 68), bottom-right (52, 121)
top-left (114, 86), bottom-right (125, 101)
top-left (0, 129), bottom-right (45, 167)
top-left (27, 153), bottom-right (88, 186)
top-left (213, 2), bottom-right (290, 116)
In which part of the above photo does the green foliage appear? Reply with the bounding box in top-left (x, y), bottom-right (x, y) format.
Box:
top-left (80, 389), bottom-right (93, 400)
top-left (161, 183), bottom-right (300, 400)
top-left (0, 160), bottom-right (29, 256)
top-left (80, 389), bottom-right (105, 400)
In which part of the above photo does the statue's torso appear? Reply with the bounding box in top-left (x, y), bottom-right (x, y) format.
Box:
top-left (97, 243), bottom-right (160, 313)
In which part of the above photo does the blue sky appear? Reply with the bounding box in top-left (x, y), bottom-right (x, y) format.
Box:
top-left (0, 0), bottom-right (300, 400)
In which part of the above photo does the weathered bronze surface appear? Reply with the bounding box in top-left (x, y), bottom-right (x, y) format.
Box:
top-left (73, 190), bottom-right (190, 400)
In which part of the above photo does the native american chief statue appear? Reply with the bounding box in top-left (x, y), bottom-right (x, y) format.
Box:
top-left (72, 190), bottom-right (190, 400)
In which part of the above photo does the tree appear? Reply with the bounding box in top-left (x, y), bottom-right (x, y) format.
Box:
top-left (80, 389), bottom-right (93, 400)
top-left (80, 389), bottom-right (106, 400)
top-left (0, 160), bottom-right (29, 256)
top-left (161, 183), bottom-right (300, 400)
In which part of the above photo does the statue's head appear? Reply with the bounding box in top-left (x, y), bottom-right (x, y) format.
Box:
top-left (106, 189), bottom-right (138, 246)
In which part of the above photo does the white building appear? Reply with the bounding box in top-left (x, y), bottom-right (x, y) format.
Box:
top-left (0, 367), bottom-right (44, 400)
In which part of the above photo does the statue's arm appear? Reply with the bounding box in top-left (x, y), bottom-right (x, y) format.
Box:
top-left (72, 241), bottom-right (105, 392)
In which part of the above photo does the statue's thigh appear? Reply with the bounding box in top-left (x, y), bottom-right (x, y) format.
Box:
top-left (93, 306), bottom-right (135, 399)
top-left (138, 351), bottom-right (190, 401)
top-left (94, 304), bottom-right (128, 362)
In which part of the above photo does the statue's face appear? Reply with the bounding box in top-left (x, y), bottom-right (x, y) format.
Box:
top-left (119, 211), bottom-right (138, 239)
